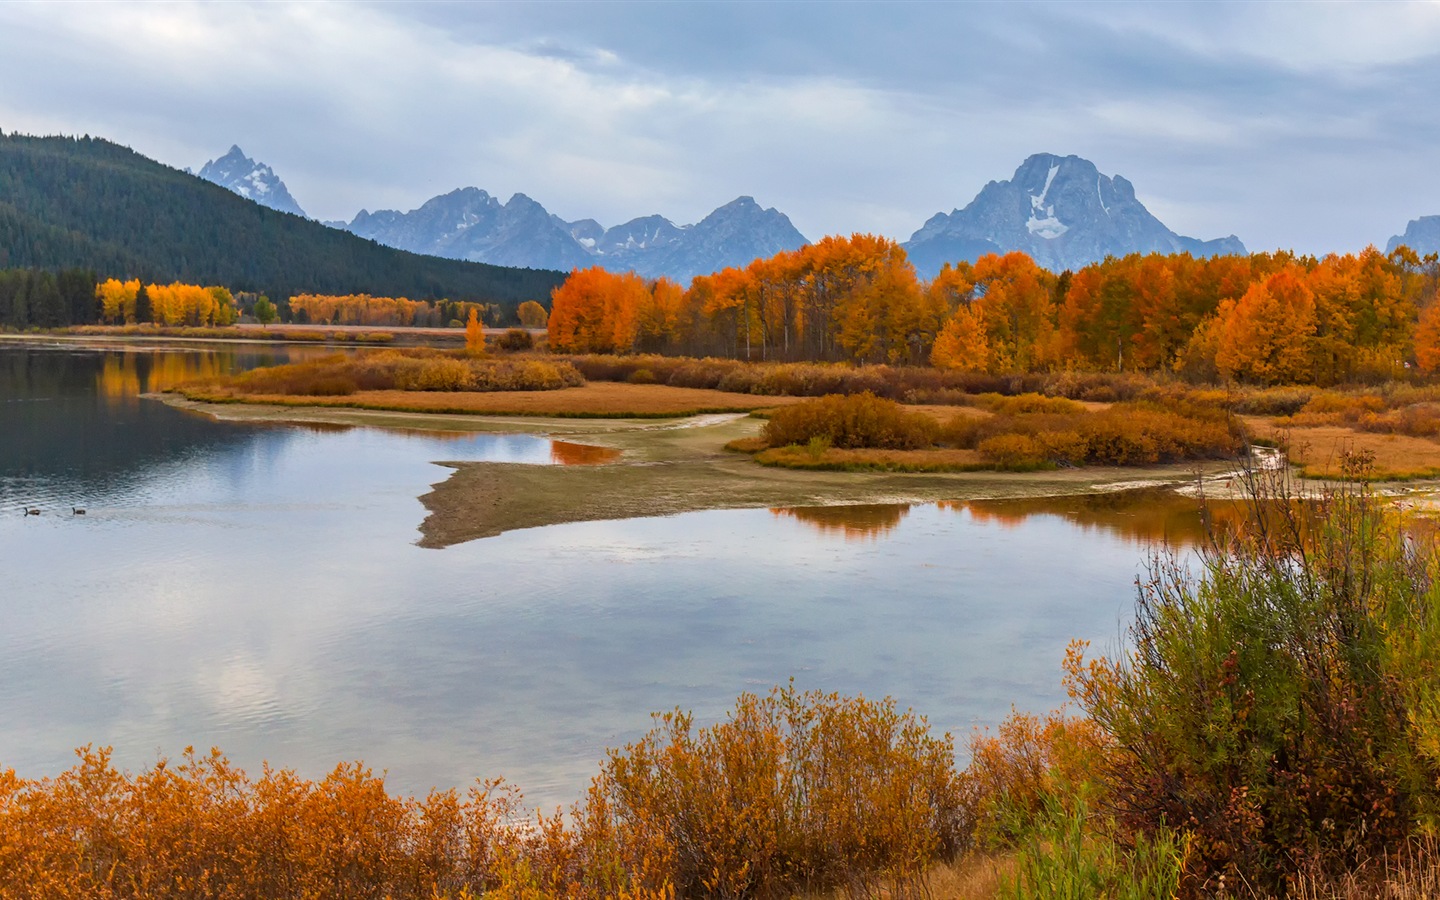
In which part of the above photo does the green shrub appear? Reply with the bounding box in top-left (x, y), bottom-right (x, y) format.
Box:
top-left (1068, 458), bottom-right (1440, 889)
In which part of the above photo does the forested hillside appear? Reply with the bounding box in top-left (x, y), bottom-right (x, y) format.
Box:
top-left (0, 133), bottom-right (565, 311)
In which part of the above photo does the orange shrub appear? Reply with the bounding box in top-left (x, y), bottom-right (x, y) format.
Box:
top-left (762, 392), bottom-right (940, 450)
top-left (976, 433), bottom-right (1049, 470)
top-left (0, 689), bottom-right (964, 899)
top-left (593, 685), bottom-right (965, 897)
top-left (964, 709), bottom-right (1110, 847)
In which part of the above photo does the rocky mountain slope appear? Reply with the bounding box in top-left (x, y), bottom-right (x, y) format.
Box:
top-left (344, 192), bottom-right (809, 281)
top-left (197, 145), bottom-right (307, 218)
top-left (903, 153), bottom-right (1246, 277)
top-left (1387, 216), bottom-right (1440, 256)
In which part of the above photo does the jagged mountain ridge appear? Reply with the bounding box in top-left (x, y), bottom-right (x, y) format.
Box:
top-left (344, 192), bottom-right (810, 282)
top-left (200, 143), bottom-right (1257, 282)
top-left (347, 188), bottom-right (594, 272)
top-left (1387, 216), bottom-right (1440, 256)
top-left (904, 153), bottom-right (1246, 278)
top-left (197, 145), bottom-right (307, 218)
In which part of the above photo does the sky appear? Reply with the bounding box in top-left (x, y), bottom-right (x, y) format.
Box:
top-left (3, 0), bottom-right (1440, 255)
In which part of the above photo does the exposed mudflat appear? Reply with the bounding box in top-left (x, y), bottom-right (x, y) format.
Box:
top-left (157, 396), bottom-right (1246, 547)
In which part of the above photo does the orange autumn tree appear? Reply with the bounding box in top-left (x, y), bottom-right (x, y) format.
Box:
top-left (930, 304), bottom-right (990, 372)
top-left (941, 252), bottom-right (1057, 373)
top-left (547, 266), bottom-right (649, 353)
top-left (465, 307), bottom-right (486, 352)
top-left (1213, 265), bottom-right (1318, 384)
top-left (1415, 301), bottom-right (1440, 374)
top-left (147, 283), bottom-right (238, 327)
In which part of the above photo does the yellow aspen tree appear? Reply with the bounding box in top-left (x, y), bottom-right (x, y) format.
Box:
top-left (465, 307), bottom-right (486, 353)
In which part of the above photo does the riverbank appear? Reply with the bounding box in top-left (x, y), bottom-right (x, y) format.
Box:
top-left (162, 394), bottom-right (1251, 547)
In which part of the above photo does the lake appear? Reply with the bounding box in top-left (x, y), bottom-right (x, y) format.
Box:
top-left (0, 342), bottom-right (1211, 810)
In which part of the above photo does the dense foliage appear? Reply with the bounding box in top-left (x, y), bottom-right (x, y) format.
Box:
top-left (547, 239), bottom-right (1440, 386)
top-left (289, 293), bottom-right (497, 328)
top-left (0, 133), bottom-right (564, 314)
top-left (0, 268), bottom-right (99, 328)
top-left (756, 391), bottom-right (1246, 471)
top-left (0, 688), bottom-right (962, 899)
top-left (1069, 460), bottom-right (1440, 892)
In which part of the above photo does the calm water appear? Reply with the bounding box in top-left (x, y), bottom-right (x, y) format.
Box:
top-left (0, 343), bottom-right (1208, 809)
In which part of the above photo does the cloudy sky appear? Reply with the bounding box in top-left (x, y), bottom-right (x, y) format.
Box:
top-left (3, 0), bottom-right (1439, 254)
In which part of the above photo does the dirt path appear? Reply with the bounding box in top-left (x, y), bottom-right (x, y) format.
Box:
top-left (161, 395), bottom-right (1244, 548)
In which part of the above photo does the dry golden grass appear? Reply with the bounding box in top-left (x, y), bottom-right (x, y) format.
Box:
top-left (1246, 417), bottom-right (1440, 479)
top-left (182, 382), bottom-right (804, 418)
top-left (795, 853), bottom-right (1015, 899)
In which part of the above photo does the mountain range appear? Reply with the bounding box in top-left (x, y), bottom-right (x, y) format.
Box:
top-left (344, 191), bottom-right (810, 282)
top-left (184, 142), bottom-right (1440, 279)
top-left (205, 145), bottom-right (1262, 280)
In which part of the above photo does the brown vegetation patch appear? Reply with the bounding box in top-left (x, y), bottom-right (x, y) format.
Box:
top-left (756, 445), bottom-right (986, 472)
top-left (753, 392), bottom-right (1245, 472)
top-left (182, 382), bottom-right (802, 418)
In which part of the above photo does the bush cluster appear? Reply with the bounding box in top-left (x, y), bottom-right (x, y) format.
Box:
top-left (944, 400), bottom-right (1244, 468)
top-left (0, 688), bottom-right (962, 899)
top-left (224, 351), bottom-right (585, 396)
top-left (565, 354), bottom-right (1103, 402)
top-left (762, 392), bottom-right (940, 450)
top-left (1068, 460), bottom-right (1440, 891)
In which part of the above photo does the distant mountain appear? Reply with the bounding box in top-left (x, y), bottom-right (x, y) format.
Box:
top-left (197, 145), bottom-right (308, 218)
top-left (0, 133), bottom-right (564, 310)
top-left (348, 188), bottom-right (594, 272)
top-left (1387, 216), bottom-right (1440, 256)
top-left (903, 153), bottom-right (1246, 277)
top-left (342, 192), bottom-right (809, 282)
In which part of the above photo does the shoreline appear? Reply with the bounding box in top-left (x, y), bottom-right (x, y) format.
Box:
top-left (160, 394), bottom-right (1254, 548)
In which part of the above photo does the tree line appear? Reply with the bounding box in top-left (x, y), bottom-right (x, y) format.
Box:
top-left (548, 237), bottom-right (1440, 385)
top-left (0, 271), bottom-right (550, 331)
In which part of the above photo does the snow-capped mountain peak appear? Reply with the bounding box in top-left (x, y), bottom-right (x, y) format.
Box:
top-left (197, 145), bottom-right (307, 218)
top-left (904, 152), bottom-right (1245, 277)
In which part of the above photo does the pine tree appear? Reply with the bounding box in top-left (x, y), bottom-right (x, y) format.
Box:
top-left (133, 283), bottom-right (152, 324)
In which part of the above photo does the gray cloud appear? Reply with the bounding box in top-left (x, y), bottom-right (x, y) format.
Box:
top-left (1, 0), bottom-right (1438, 255)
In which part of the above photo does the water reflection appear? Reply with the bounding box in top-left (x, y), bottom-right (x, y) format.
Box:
top-left (770, 504), bottom-right (912, 541)
top-left (770, 491), bottom-right (1254, 548)
top-left (550, 440), bottom-right (621, 466)
top-left (948, 490), bottom-right (1252, 547)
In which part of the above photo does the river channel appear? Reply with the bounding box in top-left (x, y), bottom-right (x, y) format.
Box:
top-left (0, 342), bottom-right (1212, 809)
